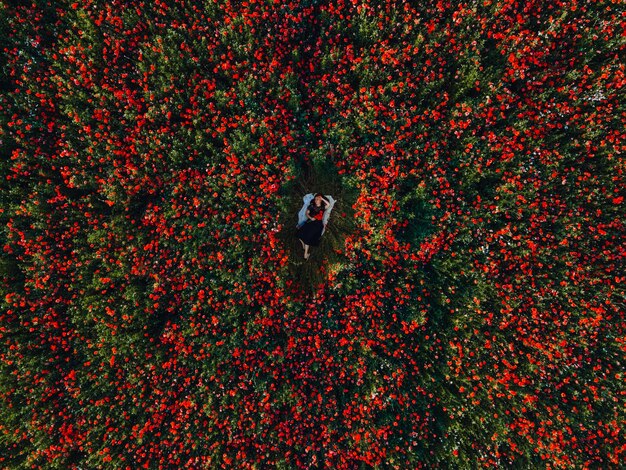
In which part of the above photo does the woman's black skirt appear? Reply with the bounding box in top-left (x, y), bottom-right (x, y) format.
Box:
top-left (297, 220), bottom-right (324, 246)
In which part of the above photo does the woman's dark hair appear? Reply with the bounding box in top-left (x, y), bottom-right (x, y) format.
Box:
top-left (309, 194), bottom-right (325, 213)
top-left (312, 194), bottom-right (325, 207)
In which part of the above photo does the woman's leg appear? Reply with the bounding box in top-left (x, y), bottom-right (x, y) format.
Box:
top-left (303, 243), bottom-right (310, 259)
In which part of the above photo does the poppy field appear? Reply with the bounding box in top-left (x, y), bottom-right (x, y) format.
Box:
top-left (1, 0), bottom-right (624, 468)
